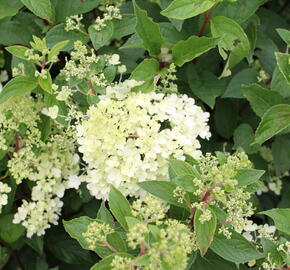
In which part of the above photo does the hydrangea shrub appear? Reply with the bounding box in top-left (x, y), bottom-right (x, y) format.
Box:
top-left (0, 0), bottom-right (289, 269)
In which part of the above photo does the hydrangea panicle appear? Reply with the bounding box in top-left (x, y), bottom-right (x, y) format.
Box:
top-left (77, 91), bottom-right (211, 199)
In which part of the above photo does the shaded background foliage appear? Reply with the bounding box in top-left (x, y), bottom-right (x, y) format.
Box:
top-left (0, 0), bottom-right (289, 269)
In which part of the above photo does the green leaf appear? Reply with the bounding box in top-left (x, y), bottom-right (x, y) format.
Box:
top-left (48, 40), bottom-right (69, 62)
top-left (20, 0), bottom-right (55, 22)
top-left (168, 158), bottom-right (201, 192)
top-left (97, 202), bottom-right (114, 227)
top-left (133, 0), bottom-right (163, 57)
top-left (5, 45), bottom-right (28, 60)
top-left (276, 28), bottom-right (290, 45)
top-left (242, 83), bottom-right (284, 117)
top-left (255, 104), bottom-right (290, 144)
top-left (168, 158), bottom-right (200, 179)
top-left (255, 36), bottom-right (278, 74)
top-left (0, 214), bottom-right (25, 243)
top-left (108, 186), bottom-right (132, 231)
top-left (138, 181), bottom-right (186, 208)
top-left (63, 216), bottom-right (97, 251)
top-left (112, 14), bottom-right (136, 40)
top-left (271, 66), bottom-right (290, 98)
top-left (25, 235), bottom-right (44, 255)
top-left (212, 0), bottom-right (267, 24)
top-left (0, 76), bottom-right (38, 104)
top-left (46, 24), bottom-right (89, 51)
top-left (159, 22), bottom-right (188, 46)
top-left (39, 71), bottom-right (53, 93)
top-left (0, 0), bottom-right (23, 19)
top-left (89, 21), bottom-right (114, 51)
top-left (90, 253), bottom-right (134, 270)
top-left (46, 228), bottom-right (94, 265)
top-left (235, 168), bottom-right (265, 187)
top-left (160, 0), bottom-right (184, 31)
top-left (53, 0), bottom-right (101, 22)
top-left (272, 136), bottom-right (290, 175)
top-left (261, 238), bottom-right (284, 267)
top-left (194, 207), bottom-right (217, 256)
top-left (172, 36), bottom-right (219, 67)
top-left (63, 216), bottom-right (121, 258)
top-left (233, 124), bottom-right (260, 154)
top-left (276, 53), bottom-right (290, 85)
top-left (0, 21), bottom-right (32, 46)
top-left (214, 100), bottom-right (237, 139)
top-left (161, 0), bottom-right (215, 20)
top-left (211, 16), bottom-right (250, 70)
top-left (260, 208), bottom-right (290, 235)
top-left (210, 230), bottom-right (263, 263)
top-left (187, 65), bottom-right (225, 108)
top-left (222, 68), bottom-right (259, 99)
top-left (192, 251), bottom-right (238, 270)
top-left (129, 58), bottom-right (160, 92)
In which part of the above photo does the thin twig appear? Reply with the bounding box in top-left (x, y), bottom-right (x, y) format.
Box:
top-left (198, 6), bottom-right (216, 37)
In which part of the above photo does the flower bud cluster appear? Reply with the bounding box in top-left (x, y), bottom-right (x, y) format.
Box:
top-left (189, 152), bottom-right (255, 235)
top-left (155, 63), bottom-right (178, 93)
top-left (65, 15), bottom-right (84, 32)
top-left (83, 222), bottom-right (114, 250)
top-left (94, 5), bottom-right (122, 31)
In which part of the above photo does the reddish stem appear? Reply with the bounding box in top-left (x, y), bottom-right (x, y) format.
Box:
top-left (198, 6), bottom-right (215, 37)
top-left (217, 222), bottom-right (231, 226)
top-left (265, 77), bottom-right (272, 86)
top-left (189, 207), bottom-right (197, 231)
top-left (201, 188), bottom-right (213, 203)
top-left (14, 133), bottom-right (20, 153)
top-left (138, 245), bottom-right (147, 256)
top-left (103, 242), bottom-right (119, 253)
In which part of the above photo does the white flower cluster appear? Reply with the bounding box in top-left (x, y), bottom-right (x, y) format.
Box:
top-left (242, 220), bottom-right (276, 242)
top-left (0, 182), bottom-right (11, 213)
top-left (13, 136), bottom-right (80, 238)
top-left (94, 5), bottom-right (122, 31)
top-left (77, 92), bottom-right (210, 199)
top-left (65, 15), bottom-right (83, 32)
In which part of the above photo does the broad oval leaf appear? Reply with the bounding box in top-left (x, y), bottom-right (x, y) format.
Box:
top-left (133, 0), bottom-right (163, 57)
top-left (161, 0), bottom-right (215, 20)
top-left (194, 207), bottom-right (217, 256)
top-left (0, 76), bottom-right (38, 104)
top-left (108, 185), bottom-right (132, 231)
top-left (242, 83), bottom-right (284, 117)
top-left (255, 104), bottom-right (290, 144)
top-left (172, 36), bottom-right (219, 67)
top-left (129, 58), bottom-right (160, 92)
top-left (5, 45), bottom-right (28, 60)
top-left (211, 16), bottom-right (250, 70)
top-left (0, 214), bottom-right (25, 243)
top-left (275, 52), bottom-right (290, 85)
top-left (210, 230), bottom-right (263, 263)
top-left (138, 180), bottom-right (187, 208)
top-left (235, 168), bottom-right (265, 187)
top-left (89, 21), bottom-right (114, 51)
top-left (260, 208), bottom-right (290, 235)
top-left (20, 0), bottom-right (55, 22)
